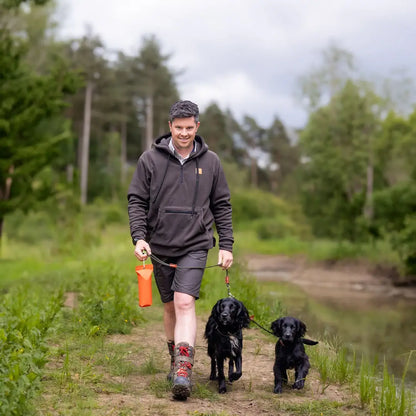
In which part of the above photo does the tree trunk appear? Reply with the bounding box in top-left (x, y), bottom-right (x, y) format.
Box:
top-left (80, 81), bottom-right (93, 206)
top-left (250, 157), bottom-right (257, 187)
top-left (66, 163), bottom-right (74, 183)
top-left (363, 131), bottom-right (374, 220)
top-left (145, 95), bottom-right (153, 151)
top-left (120, 120), bottom-right (127, 185)
top-left (364, 161), bottom-right (374, 220)
top-left (0, 217), bottom-right (3, 253)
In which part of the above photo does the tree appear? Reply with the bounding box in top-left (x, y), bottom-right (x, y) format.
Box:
top-left (199, 103), bottom-right (236, 160)
top-left (296, 43), bottom-right (356, 114)
top-left (0, 18), bottom-right (78, 241)
top-left (238, 116), bottom-right (267, 187)
top-left (299, 81), bottom-right (380, 240)
top-left (63, 32), bottom-right (109, 204)
top-left (131, 35), bottom-right (179, 151)
top-left (263, 117), bottom-right (300, 194)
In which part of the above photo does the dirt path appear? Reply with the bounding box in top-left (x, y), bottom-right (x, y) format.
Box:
top-left (98, 308), bottom-right (359, 416)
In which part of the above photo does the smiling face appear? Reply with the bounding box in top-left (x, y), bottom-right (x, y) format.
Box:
top-left (169, 116), bottom-right (200, 157)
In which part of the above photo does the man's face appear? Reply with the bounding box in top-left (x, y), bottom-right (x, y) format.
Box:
top-left (169, 117), bottom-right (200, 155)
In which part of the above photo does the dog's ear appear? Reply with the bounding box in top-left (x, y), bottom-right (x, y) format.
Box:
top-left (204, 314), bottom-right (216, 339)
top-left (296, 319), bottom-right (307, 338)
top-left (271, 318), bottom-right (283, 337)
top-left (205, 299), bottom-right (223, 338)
top-left (213, 299), bottom-right (223, 317)
top-left (236, 300), bottom-right (250, 328)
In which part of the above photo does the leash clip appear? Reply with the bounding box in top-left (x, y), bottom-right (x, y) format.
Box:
top-left (225, 269), bottom-right (234, 298)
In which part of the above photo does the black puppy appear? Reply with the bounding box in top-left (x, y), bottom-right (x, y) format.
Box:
top-left (204, 297), bottom-right (250, 393)
top-left (271, 316), bottom-right (318, 394)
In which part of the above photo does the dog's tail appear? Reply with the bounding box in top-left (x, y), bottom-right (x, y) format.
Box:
top-left (302, 338), bottom-right (318, 345)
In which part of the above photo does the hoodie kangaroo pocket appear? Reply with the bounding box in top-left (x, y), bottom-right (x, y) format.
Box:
top-left (152, 206), bottom-right (206, 248)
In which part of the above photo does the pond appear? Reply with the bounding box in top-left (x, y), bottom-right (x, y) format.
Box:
top-left (248, 256), bottom-right (416, 387)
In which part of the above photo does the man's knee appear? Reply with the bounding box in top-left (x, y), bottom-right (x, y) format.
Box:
top-left (174, 292), bottom-right (195, 312)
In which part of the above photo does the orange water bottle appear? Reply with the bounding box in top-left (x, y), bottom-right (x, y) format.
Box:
top-left (135, 263), bottom-right (153, 307)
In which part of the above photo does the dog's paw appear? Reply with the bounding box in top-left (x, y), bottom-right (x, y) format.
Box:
top-left (229, 371), bottom-right (242, 382)
top-left (209, 374), bottom-right (218, 380)
top-left (273, 385), bottom-right (283, 394)
top-left (219, 381), bottom-right (227, 394)
top-left (292, 379), bottom-right (305, 390)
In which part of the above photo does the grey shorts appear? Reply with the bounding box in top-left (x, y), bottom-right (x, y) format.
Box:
top-left (151, 250), bottom-right (208, 303)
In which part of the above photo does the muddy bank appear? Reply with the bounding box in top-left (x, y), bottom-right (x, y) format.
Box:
top-left (244, 254), bottom-right (416, 306)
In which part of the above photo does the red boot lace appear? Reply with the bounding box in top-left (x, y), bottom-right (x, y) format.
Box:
top-left (177, 361), bottom-right (192, 377)
top-left (178, 346), bottom-right (190, 356)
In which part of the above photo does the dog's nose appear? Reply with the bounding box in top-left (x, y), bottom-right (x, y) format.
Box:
top-left (221, 312), bottom-right (229, 318)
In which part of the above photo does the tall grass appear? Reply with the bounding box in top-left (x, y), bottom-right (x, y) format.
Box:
top-left (308, 341), bottom-right (415, 415)
top-left (0, 286), bottom-right (62, 415)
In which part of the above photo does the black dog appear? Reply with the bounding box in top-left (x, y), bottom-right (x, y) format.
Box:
top-left (204, 297), bottom-right (250, 393)
top-left (271, 316), bottom-right (318, 394)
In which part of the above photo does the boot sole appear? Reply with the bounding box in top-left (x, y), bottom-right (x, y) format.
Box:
top-left (172, 384), bottom-right (191, 400)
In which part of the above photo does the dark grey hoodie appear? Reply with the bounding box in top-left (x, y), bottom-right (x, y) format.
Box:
top-left (127, 134), bottom-right (233, 256)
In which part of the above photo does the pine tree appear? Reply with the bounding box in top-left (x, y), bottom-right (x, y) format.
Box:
top-left (0, 22), bottom-right (78, 241)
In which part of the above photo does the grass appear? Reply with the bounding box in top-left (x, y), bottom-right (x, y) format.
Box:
top-left (278, 399), bottom-right (355, 416)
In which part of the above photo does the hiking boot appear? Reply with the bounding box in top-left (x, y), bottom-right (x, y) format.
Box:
top-left (166, 340), bottom-right (175, 382)
top-left (172, 342), bottom-right (195, 400)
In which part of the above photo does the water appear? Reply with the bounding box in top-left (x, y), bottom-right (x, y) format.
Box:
top-left (256, 276), bottom-right (416, 386)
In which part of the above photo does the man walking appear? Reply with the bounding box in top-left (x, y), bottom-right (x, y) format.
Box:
top-left (127, 100), bottom-right (233, 400)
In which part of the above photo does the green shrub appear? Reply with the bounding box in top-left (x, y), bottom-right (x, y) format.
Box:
top-left (390, 215), bottom-right (416, 276)
top-left (231, 188), bottom-right (290, 224)
top-left (0, 287), bottom-right (62, 415)
top-left (74, 268), bottom-right (144, 336)
top-left (255, 216), bottom-right (298, 240)
top-left (4, 210), bottom-right (55, 243)
top-left (373, 183), bottom-right (416, 232)
top-left (231, 188), bottom-right (311, 240)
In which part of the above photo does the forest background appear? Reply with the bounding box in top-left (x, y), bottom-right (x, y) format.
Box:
top-left (2, 0), bottom-right (416, 279)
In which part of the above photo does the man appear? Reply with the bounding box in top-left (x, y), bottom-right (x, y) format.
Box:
top-left (127, 100), bottom-right (234, 400)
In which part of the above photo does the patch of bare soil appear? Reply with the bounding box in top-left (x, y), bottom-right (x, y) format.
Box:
top-left (96, 310), bottom-right (360, 416)
top-left (244, 254), bottom-right (416, 306)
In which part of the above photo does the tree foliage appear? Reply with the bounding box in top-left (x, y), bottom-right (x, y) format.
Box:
top-left (299, 81), bottom-right (382, 239)
top-left (0, 6), bottom-right (78, 238)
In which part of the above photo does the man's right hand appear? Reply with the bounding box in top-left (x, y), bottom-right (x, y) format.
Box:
top-left (134, 239), bottom-right (152, 261)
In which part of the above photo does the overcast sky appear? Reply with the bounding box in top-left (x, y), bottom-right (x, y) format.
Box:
top-left (56, 0), bottom-right (416, 129)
